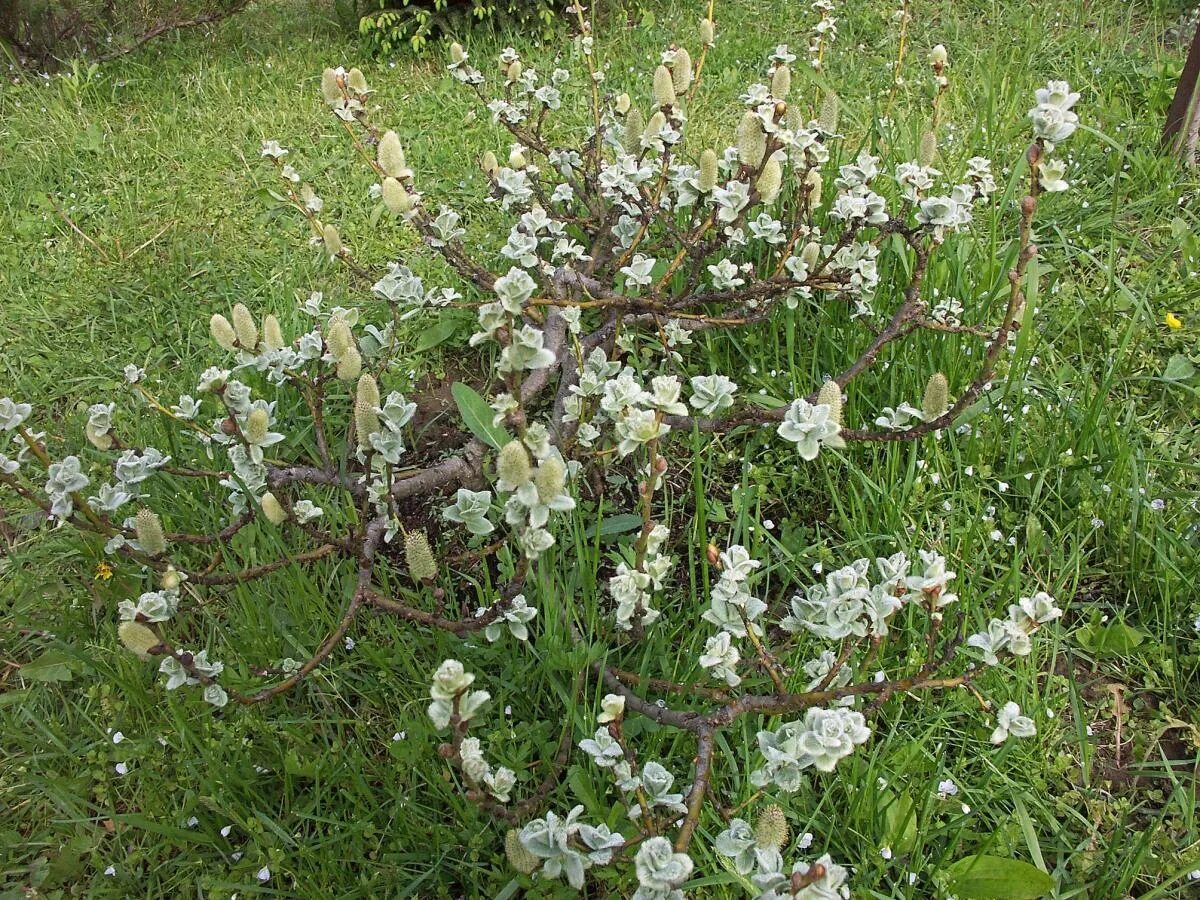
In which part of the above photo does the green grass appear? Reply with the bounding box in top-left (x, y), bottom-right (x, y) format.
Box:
top-left (1, 0), bottom-right (1198, 896)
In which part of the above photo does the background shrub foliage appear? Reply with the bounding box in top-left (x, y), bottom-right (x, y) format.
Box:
top-left (347, 0), bottom-right (562, 55)
top-left (0, 0), bottom-right (1197, 896)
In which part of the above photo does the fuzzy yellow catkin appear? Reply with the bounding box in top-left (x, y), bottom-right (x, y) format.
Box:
top-left (918, 130), bottom-right (938, 168)
top-left (261, 491), bottom-right (288, 525)
top-left (534, 454), bottom-right (567, 503)
top-left (378, 130), bottom-right (408, 179)
top-left (262, 314), bottom-right (284, 351)
top-left (817, 379), bottom-right (842, 425)
top-left (736, 111), bottom-right (766, 168)
top-left (404, 530), bottom-right (438, 582)
top-left (652, 64), bottom-right (676, 108)
top-left (210, 313), bottom-right (238, 351)
top-left (231, 303), bottom-right (257, 349)
top-left (321, 67), bottom-right (341, 105)
top-left (804, 168), bottom-right (823, 207)
top-left (698, 149), bottom-right (719, 192)
top-left (480, 151), bottom-right (499, 178)
top-left (244, 408), bottom-right (270, 445)
top-left (615, 92), bottom-right (631, 116)
top-left (923, 372), bottom-right (950, 420)
top-left (118, 621), bottom-right (161, 659)
top-left (506, 60), bottom-right (522, 83)
top-left (497, 439), bottom-right (532, 487)
top-left (699, 17), bottom-right (715, 46)
top-left (756, 156), bottom-right (783, 203)
top-left (135, 508), bottom-right (167, 556)
top-left (346, 67), bottom-right (369, 94)
top-left (508, 145), bottom-right (527, 169)
top-left (160, 566), bottom-right (182, 591)
top-left (85, 421), bottom-right (113, 451)
top-left (771, 63), bottom-right (791, 99)
top-left (818, 90), bottom-right (840, 134)
top-left (322, 223), bottom-right (343, 257)
top-left (754, 804), bottom-right (789, 850)
top-left (623, 108), bottom-right (644, 154)
top-left (382, 177), bottom-right (414, 215)
top-left (354, 375), bottom-right (381, 448)
top-left (449, 42), bottom-right (466, 66)
top-left (672, 48), bottom-right (693, 94)
top-left (326, 319), bottom-right (352, 359)
top-left (505, 829), bottom-right (539, 875)
top-left (336, 345), bottom-right (362, 381)
top-left (929, 44), bottom-right (949, 68)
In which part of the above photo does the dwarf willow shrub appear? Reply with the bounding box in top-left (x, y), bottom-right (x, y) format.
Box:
top-left (1, 2), bottom-right (1084, 894)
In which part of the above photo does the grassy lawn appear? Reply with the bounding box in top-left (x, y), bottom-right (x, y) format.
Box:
top-left (1, 0), bottom-right (1198, 896)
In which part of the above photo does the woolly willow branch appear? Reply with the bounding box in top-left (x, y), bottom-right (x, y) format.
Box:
top-left (189, 544), bottom-right (336, 586)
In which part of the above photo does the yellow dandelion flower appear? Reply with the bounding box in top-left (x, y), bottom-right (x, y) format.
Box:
top-left (95, 561), bottom-right (114, 581)
top-left (1164, 312), bottom-right (1183, 330)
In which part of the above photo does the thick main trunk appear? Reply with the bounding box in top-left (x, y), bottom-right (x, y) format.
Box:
top-left (1163, 20), bottom-right (1200, 164)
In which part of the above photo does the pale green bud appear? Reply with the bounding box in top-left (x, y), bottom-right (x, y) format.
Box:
top-left (923, 372), bottom-right (949, 420)
top-left (672, 48), bottom-right (693, 94)
top-left (817, 91), bottom-right (839, 134)
top-left (261, 491), bottom-right (288, 525)
top-left (480, 150), bottom-right (499, 178)
top-left (653, 65), bottom-right (676, 108)
top-left (534, 455), bottom-right (567, 503)
top-left (245, 408), bottom-right (270, 445)
top-left (378, 130), bottom-right (408, 178)
top-left (210, 313), bottom-right (237, 351)
top-left (817, 379), bottom-right (842, 425)
top-left (644, 110), bottom-right (666, 148)
top-left (699, 17), bottom-right (715, 46)
top-left (231, 303), bottom-right (258, 350)
top-left (326, 319), bottom-right (352, 359)
top-left (322, 223), bottom-right (343, 257)
top-left (135, 508), bottom-right (167, 557)
top-left (405, 530), bottom-right (438, 582)
top-left (497, 439), bottom-right (532, 488)
top-left (804, 168), bottom-right (823, 207)
top-left (262, 314), bottom-right (284, 351)
top-left (321, 67), bottom-right (342, 105)
top-left (754, 804), bottom-right (789, 850)
top-left (449, 42), bottom-right (466, 66)
top-left (918, 130), bottom-right (937, 168)
top-left (118, 621), bottom-right (161, 660)
top-left (85, 421), bottom-right (113, 451)
top-left (736, 111), bottom-right (766, 168)
top-left (336, 346), bottom-right (362, 381)
top-left (615, 92), bottom-right (631, 115)
top-left (698, 149), bottom-right (719, 192)
top-left (505, 829), bottom-right (539, 874)
top-left (756, 156), bottom-right (783, 203)
top-left (382, 177), bottom-right (414, 215)
top-left (623, 108), bottom-right (645, 154)
top-left (346, 67), bottom-right (369, 94)
top-left (771, 64), bottom-right (791, 99)
top-left (800, 240), bottom-right (821, 269)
